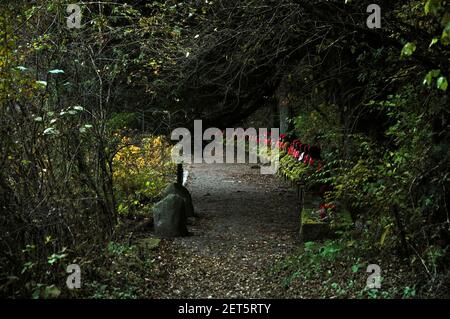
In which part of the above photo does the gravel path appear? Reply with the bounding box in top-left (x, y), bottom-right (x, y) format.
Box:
top-left (156, 162), bottom-right (299, 298)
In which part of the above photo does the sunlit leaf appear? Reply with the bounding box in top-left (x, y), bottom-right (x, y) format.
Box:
top-left (79, 124), bottom-right (93, 133)
top-left (429, 37), bottom-right (439, 48)
top-left (73, 106), bottom-right (84, 111)
top-left (36, 80), bottom-right (47, 87)
top-left (437, 76), bottom-right (448, 91)
top-left (441, 22), bottom-right (450, 46)
top-left (423, 69), bottom-right (441, 86)
top-left (43, 127), bottom-right (59, 135)
top-left (401, 42), bottom-right (416, 57)
top-left (48, 69), bottom-right (64, 74)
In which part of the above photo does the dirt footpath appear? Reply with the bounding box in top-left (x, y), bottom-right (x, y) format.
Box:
top-left (156, 162), bottom-right (299, 298)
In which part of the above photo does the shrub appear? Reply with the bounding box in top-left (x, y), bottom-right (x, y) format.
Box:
top-left (112, 135), bottom-right (176, 218)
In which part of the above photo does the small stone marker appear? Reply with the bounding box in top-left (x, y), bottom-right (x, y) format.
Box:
top-left (153, 194), bottom-right (188, 238)
top-left (162, 183), bottom-right (195, 217)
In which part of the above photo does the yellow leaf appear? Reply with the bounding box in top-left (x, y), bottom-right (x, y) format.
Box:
top-left (380, 224), bottom-right (393, 247)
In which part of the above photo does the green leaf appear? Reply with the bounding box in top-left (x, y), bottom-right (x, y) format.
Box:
top-left (425, 0), bottom-right (442, 15)
top-left (79, 124), bottom-right (93, 133)
top-left (351, 264), bottom-right (361, 273)
top-left (429, 37), bottom-right (439, 48)
top-left (43, 127), bottom-right (59, 135)
top-left (437, 76), bottom-right (448, 91)
top-left (47, 251), bottom-right (67, 265)
top-left (401, 42), bottom-right (416, 57)
top-left (441, 22), bottom-right (450, 46)
top-left (21, 261), bottom-right (34, 274)
top-left (44, 235), bottom-right (53, 244)
top-left (73, 105), bottom-right (84, 111)
top-left (32, 285), bottom-right (42, 299)
top-left (380, 224), bottom-right (393, 246)
top-left (423, 69), bottom-right (441, 86)
top-left (43, 285), bottom-right (61, 299)
top-left (36, 80), bottom-right (47, 87)
top-left (48, 69), bottom-right (64, 74)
